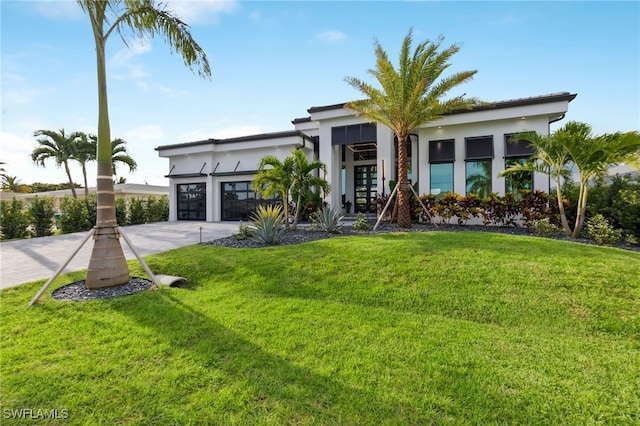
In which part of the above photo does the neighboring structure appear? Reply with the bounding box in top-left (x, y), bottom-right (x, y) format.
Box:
top-left (156, 92), bottom-right (576, 222)
top-left (10, 183), bottom-right (169, 213)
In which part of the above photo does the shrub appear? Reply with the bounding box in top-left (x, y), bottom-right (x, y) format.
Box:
top-left (128, 198), bottom-right (146, 225)
top-left (351, 213), bottom-right (371, 231)
top-left (249, 204), bottom-right (286, 245)
top-left (115, 197), bottom-right (127, 225)
top-left (59, 196), bottom-right (92, 233)
top-left (612, 188), bottom-right (640, 240)
top-left (0, 198), bottom-right (31, 240)
top-left (529, 218), bottom-right (561, 237)
top-left (311, 206), bottom-right (344, 233)
top-left (146, 195), bottom-right (169, 223)
top-left (29, 197), bottom-right (55, 237)
top-left (584, 214), bottom-right (623, 245)
top-left (234, 221), bottom-right (253, 240)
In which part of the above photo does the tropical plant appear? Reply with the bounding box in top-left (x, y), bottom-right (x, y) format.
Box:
top-left (249, 204), bottom-right (286, 245)
top-left (311, 206), bottom-right (344, 233)
top-left (288, 149), bottom-right (330, 230)
top-left (502, 123), bottom-right (640, 237)
top-left (529, 218), bottom-right (561, 237)
top-left (351, 213), bottom-right (371, 231)
top-left (74, 133), bottom-right (96, 198)
top-left (345, 29), bottom-right (479, 228)
top-left (28, 197), bottom-right (55, 237)
top-left (0, 198), bottom-right (31, 240)
top-left (253, 155), bottom-right (291, 227)
top-left (1, 175), bottom-right (33, 193)
top-left (31, 129), bottom-right (83, 198)
top-left (585, 214), bottom-right (623, 245)
top-left (77, 0), bottom-right (210, 288)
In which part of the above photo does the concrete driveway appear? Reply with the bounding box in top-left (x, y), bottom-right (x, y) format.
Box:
top-left (0, 221), bottom-right (238, 290)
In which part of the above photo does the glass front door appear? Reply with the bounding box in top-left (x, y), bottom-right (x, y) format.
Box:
top-left (354, 165), bottom-right (377, 213)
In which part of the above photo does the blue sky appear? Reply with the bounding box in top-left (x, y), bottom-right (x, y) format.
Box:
top-left (1, 1), bottom-right (639, 187)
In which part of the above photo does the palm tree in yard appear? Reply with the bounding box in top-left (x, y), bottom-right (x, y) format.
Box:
top-left (2, 175), bottom-right (33, 193)
top-left (253, 154), bottom-right (294, 229)
top-left (345, 29), bottom-right (479, 228)
top-left (289, 149), bottom-right (330, 230)
top-left (500, 122), bottom-right (640, 237)
top-left (78, 0), bottom-right (210, 289)
top-left (110, 138), bottom-right (137, 177)
top-left (31, 129), bottom-right (83, 199)
top-left (74, 133), bottom-right (96, 198)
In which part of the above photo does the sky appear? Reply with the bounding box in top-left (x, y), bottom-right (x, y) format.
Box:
top-left (1, 0), bottom-right (639, 188)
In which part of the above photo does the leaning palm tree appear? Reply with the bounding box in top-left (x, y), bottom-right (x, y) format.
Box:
top-left (345, 29), bottom-right (479, 228)
top-left (31, 129), bottom-right (83, 199)
top-left (78, 0), bottom-right (210, 289)
top-left (289, 149), bottom-right (330, 230)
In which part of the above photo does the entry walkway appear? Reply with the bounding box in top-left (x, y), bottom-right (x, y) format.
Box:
top-left (0, 221), bottom-right (238, 290)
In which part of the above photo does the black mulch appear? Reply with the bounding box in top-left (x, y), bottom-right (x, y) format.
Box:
top-left (52, 277), bottom-right (155, 302)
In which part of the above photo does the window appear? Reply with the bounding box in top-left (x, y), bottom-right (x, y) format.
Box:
top-left (430, 163), bottom-right (453, 196)
top-left (504, 157), bottom-right (533, 194)
top-left (220, 181), bottom-right (280, 221)
top-left (177, 183), bottom-right (206, 221)
top-left (465, 136), bottom-right (493, 196)
top-left (429, 139), bottom-right (454, 196)
top-left (504, 132), bottom-right (534, 157)
top-left (332, 123), bottom-right (376, 145)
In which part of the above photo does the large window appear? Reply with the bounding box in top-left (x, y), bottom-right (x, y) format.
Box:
top-left (430, 163), bottom-right (453, 196)
top-left (429, 139), bottom-right (454, 196)
top-left (504, 157), bottom-right (533, 194)
top-left (177, 183), bottom-right (206, 221)
top-left (465, 136), bottom-right (494, 197)
top-left (504, 133), bottom-right (534, 194)
top-left (221, 181), bottom-right (280, 221)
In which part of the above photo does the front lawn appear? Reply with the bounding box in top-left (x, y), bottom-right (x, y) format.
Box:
top-left (1, 232), bottom-right (639, 424)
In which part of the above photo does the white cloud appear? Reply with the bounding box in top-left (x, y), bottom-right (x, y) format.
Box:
top-left (318, 30), bottom-right (347, 43)
top-left (30, 0), bottom-right (83, 19)
top-left (166, 0), bottom-right (238, 24)
top-left (109, 39), bottom-right (152, 80)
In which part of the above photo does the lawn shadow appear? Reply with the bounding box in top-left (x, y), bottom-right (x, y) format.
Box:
top-left (107, 290), bottom-right (428, 423)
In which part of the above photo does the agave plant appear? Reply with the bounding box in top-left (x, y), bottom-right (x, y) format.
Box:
top-left (249, 204), bottom-right (286, 245)
top-left (311, 206), bottom-right (344, 234)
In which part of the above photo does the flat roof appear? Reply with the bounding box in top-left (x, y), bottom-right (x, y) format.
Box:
top-left (307, 92), bottom-right (577, 114)
top-left (156, 130), bottom-right (316, 151)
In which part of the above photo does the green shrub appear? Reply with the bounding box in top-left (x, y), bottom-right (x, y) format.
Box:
top-left (249, 204), bottom-right (286, 245)
top-left (59, 196), bottom-right (92, 233)
top-left (28, 197), bottom-right (55, 237)
top-left (0, 198), bottom-right (31, 240)
top-left (585, 214), bottom-right (623, 245)
top-left (234, 221), bottom-right (253, 240)
top-left (128, 198), bottom-right (146, 225)
top-left (115, 197), bottom-right (127, 225)
top-left (612, 188), bottom-right (640, 239)
top-left (529, 218), bottom-right (561, 237)
top-left (352, 213), bottom-right (371, 231)
top-left (146, 195), bottom-right (169, 223)
top-left (311, 206), bottom-right (344, 233)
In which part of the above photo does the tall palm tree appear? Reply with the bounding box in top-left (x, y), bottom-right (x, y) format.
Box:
top-left (345, 29), bottom-right (479, 228)
top-left (31, 129), bottom-right (83, 199)
top-left (77, 0), bottom-right (210, 289)
top-left (253, 154), bottom-right (294, 228)
top-left (288, 149), bottom-right (330, 230)
top-left (1, 175), bottom-right (33, 193)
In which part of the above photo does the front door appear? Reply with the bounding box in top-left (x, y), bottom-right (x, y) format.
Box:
top-left (354, 165), bottom-right (377, 213)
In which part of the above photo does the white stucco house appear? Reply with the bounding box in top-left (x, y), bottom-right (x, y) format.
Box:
top-left (156, 92), bottom-right (576, 222)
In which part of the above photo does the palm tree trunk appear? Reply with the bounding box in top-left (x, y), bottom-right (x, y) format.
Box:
top-left (396, 135), bottom-right (411, 228)
top-left (572, 181), bottom-right (589, 238)
top-left (63, 160), bottom-right (78, 199)
top-left (82, 163), bottom-right (89, 199)
top-left (292, 191), bottom-right (303, 230)
top-left (554, 185), bottom-right (572, 236)
top-left (85, 30), bottom-right (129, 289)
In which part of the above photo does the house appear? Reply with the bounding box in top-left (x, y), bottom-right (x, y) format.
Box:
top-left (156, 92), bottom-right (577, 222)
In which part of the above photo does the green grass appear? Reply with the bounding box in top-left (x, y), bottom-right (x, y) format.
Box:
top-left (2, 231), bottom-right (639, 425)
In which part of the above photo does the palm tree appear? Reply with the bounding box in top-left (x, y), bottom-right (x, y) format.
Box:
top-left (253, 154), bottom-right (294, 228)
top-left (345, 29), bottom-right (479, 228)
top-left (74, 133), bottom-right (96, 198)
top-left (562, 123), bottom-right (640, 237)
top-left (31, 129), bottom-right (83, 198)
top-left (77, 0), bottom-right (210, 289)
top-left (499, 129), bottom-right (573, 235)
top-left (110, 138), bottom-right (137, 176)
top-left (0, 161), bottom-right (7, 179)
top-left (288, 149), bottom-right (330, 230)
top-left (1, 175), bottom-right (33, 193)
